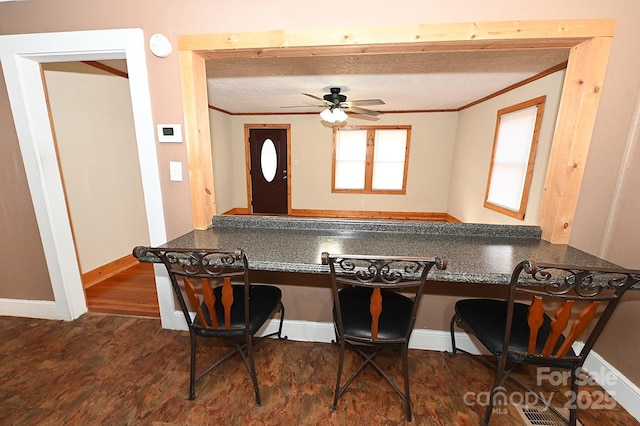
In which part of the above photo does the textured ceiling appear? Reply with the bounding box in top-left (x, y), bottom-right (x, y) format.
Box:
top-left (205, 49), bottom-right (570, 116)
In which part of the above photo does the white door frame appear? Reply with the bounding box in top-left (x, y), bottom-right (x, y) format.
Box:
top-left (0, 29), bottom-right (173, 325)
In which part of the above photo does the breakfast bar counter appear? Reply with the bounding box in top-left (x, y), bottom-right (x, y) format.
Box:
top-left (136, 215), bottom-right (619, 285)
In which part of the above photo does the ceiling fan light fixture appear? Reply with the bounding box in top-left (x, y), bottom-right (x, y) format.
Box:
top-left (320, 108), bottom-right (334, 122)
top-left (320, 107), bottom-right (348, 123)
top-left (333, 108), bottom-right (348, 122)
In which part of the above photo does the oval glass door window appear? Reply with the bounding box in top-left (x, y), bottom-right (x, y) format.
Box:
top-left (261, 139), bottom-right (277, 182)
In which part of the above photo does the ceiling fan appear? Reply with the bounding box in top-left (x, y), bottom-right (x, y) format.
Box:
top-left (283, 87), bottom-right (385, 121)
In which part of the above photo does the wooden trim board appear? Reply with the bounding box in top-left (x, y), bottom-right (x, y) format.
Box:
top-left (81, 254), bottom-right (139, 289)
top-left (221, 208), bottom-right (459, 222)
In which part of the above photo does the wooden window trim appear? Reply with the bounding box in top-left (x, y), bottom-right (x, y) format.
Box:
top-left (484, 96), bottom-right (546, 220)
top-left (332, 125), bottom-right (411, 195)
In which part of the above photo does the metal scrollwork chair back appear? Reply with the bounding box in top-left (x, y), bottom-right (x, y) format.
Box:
top-left (322, 252), bottom-right (447, 422)
top-left (449, 260), bottom-right (640, 426)
top-left (132, 246), bottom-right (286, 404)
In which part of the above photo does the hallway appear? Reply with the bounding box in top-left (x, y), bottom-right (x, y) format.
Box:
top-left (85, 261), bottom-right (159, 318)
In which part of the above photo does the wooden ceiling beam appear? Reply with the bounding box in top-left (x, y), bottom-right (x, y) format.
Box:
top-left (179, 20), bottom-right (614, 53)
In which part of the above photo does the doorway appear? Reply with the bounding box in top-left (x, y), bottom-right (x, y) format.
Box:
top-left (0, 29), bottom-right (168, 322)
top-left (246, 125), bottom-right (291, 215)
top-left (42, 60), bottom-right (157, 317)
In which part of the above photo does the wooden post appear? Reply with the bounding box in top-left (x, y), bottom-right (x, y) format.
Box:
top-left (179, 50), bottom-right (216, 229)
top-left (538, 36), bottom-right (612, 243)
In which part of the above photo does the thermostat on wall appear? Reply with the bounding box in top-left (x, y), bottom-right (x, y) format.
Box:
top-left (157, 124), bottom-right (182, 143)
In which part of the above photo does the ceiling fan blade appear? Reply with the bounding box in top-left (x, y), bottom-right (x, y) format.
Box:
top-left (302, 93), bottom-right (326, 102)
top-left (346, 99), bottom-right (385, 106)
top-left (344, 106), bottom-right (382, 116)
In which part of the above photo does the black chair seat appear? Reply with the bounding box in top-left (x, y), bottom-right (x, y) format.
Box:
top-left (455, 298), bottom-right (575, 363)
top-left (195, 285), bottom-right (283, 337)
top-left (338, 286), bottom-right (412, 341)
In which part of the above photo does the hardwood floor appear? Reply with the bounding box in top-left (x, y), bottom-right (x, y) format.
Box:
top-left (85, 261), bottom-right (160, 318)
top-left (70, 265), bottom-right (638, 424)
top-left (1, 313), bottom-right (637, 425)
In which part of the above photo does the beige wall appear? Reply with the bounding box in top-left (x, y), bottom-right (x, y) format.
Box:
top-left (212, 71), bottom-right (562, 221)
top-left (43, 62), bottom-right (150, 273)
top-left (211, 112), bottom-right (458, 213)
top-left (1, 0), bottom-right (639, 384)
top-left (448, 70), bottom-right (565, 224)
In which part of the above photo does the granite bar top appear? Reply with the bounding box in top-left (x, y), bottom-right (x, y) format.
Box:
top-left (210, 215), bottom-right (543, 239)
top-left (136, 215), bottom-right (620, 285)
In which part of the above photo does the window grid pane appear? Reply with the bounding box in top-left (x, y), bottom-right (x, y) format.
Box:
top-left (486, 103), bottom-right (540, 213)
top-left (372, 129), bottom-right (407, 190)
top-left (335, 130), bottom-right (367, 189)
top-left (335, 161), bottom-right (365, 189)
top-left (493, 107), bottom-right (537, 166)
top-left (372, 163), bottom-right (404, 189)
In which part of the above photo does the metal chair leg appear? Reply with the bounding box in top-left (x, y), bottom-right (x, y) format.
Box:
top-left (402, 345), bottom-right (412, 422)
top-left (277, 301), bottom-right (286, 340)
top-left (569, 368), bottom-right (579, 426)
top-left (188, 332), bottom-right (197, 400)
top-left (483, 357), bottom-right (511, 426)
top-left (237, 335), bottom-right (262, 406)
top-left (331, 339), bottom-right (345, 413)
top-left (446, 313), bottom-right (460, 358)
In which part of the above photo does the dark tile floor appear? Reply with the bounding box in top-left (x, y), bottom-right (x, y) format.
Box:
top-left (1, 314), bottom-right (637, 425)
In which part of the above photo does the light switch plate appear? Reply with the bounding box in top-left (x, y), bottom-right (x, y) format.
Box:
top-left (157, 124), bottom-right (182, 143)
top-left (169, 161), bottom-right (182, 181)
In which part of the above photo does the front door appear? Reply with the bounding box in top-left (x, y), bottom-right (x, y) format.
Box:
top-left (248, 127), bottom-right (289, 214)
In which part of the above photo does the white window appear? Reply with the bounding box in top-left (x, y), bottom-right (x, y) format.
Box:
top-left (334, 129), bottom-right (367, 190)
top-left (485, 96), bottom-right (546, 220)
top-left (372, 129), bottom-right (408, 190)
top-left (333, 126), bottom-right (410, 194)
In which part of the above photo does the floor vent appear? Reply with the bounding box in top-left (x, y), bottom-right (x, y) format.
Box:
top-left (512, 404), bottom-right (583, 426)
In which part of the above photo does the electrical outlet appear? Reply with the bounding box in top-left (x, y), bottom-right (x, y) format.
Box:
top-left (169, 161), bottom-right (182, 181)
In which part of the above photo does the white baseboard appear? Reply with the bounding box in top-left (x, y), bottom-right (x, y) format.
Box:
top-left (258, 318), bottom-right (489, 355)
top-left (573, 342), bottom-right (640, 422)
top-left (0, 298), bottom-right (61, 320)
top-left (259, 319), bottom-right (336, 342)
top-left (170, 314), bottom-right (488, 354)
